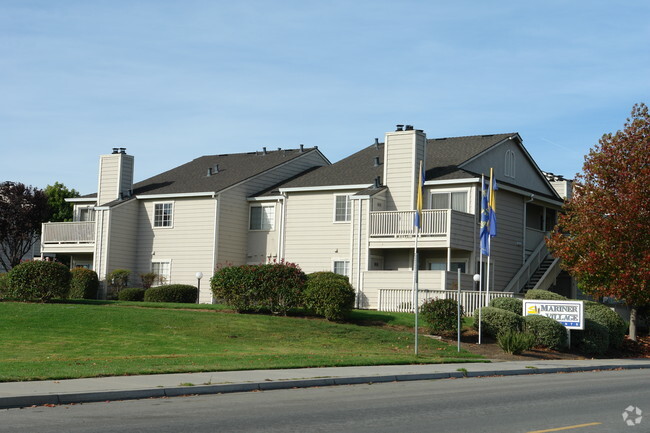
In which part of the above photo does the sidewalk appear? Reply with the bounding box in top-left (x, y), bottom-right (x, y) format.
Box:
top-left (1, 359), bottom-right (649, 409)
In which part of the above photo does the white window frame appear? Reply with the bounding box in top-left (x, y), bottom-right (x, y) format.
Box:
top-left (429, 188), bottom-right (471, 213)
top-left (425, 258), bottom-right (468, 273)
top-left (249, 204), bottom-right (276, 231)
top-left (333, 194), bottom-right (352, 223)
top-left (151, 260), bottom-right (172, 286)
top-left (153, 202), bottom-right (174, 228)
top-left (332, 260), bottom-right (350, 277)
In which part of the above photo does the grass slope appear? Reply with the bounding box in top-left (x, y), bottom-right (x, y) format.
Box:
top-left (0, 302), bottom-right (483, 382)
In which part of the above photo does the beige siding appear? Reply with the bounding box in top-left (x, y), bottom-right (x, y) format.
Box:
top-left (216, 150), bottom-right (328, 267)
top-left (92, 208), bottom-right (111, 294)
top-left (106, 200), bottom-right (138, 274)
top-left (136, 198), bottom-right (216, 293)
top-left (119, 155), bottom-right (134, 197)
top-left (449, 211), bottom-right (475, 250)
top-left (487, 190), bottom-right (524, 290)
top-left (247, 202), bottom-right (280, 264)
top-left (97, 156), bottom-right (119, 205)
top-left (350, 198), bottom-right (369, 307)
top-left (383, 130), bottom-right (427, 212)
top-left (283, 191), bottom-right (354, 274)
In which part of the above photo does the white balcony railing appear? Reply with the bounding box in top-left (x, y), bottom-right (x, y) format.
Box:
top-left (369, 209), bottom-right (448, 237)
top-left (42, 221), bottom-right (95, 244)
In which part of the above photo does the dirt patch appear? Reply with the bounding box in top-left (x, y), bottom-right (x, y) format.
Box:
top-left (437, 328), bottom-right (650, 361)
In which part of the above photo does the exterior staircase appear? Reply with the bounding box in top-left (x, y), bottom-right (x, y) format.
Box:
top-left (521, 257), bottom-right (556, 294)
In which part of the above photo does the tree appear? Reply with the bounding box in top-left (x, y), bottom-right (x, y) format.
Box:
top-left (0, 182), bottom-right (50, 271)
top-left (547, 103), bottom-right (650, 341)
top-left (45, 182), bottom-right (79, 222)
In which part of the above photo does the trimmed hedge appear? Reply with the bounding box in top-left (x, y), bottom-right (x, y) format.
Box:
top-left (106, 269), bottom-right (130, 291)
top-left (118, 287), bottom-right (146, 302)
top-left (69, 268), bottom-right (99, 299)
top-left (144, 284), bottom-right (198, 303)
top-left (524, 314), bottom-right (568, 350)
top-left (474, 306), bottom-right (524, 338)
top-left (584, 301), bottom-right (626, 349)
top-left (524, 289), bottom-right (567, 301)
top-left (303, 272), bottom-right (355, 321)
top-left (211, 261), bottom-right (306, 314)
top-left (489, 297), bottom-right (523, 315)
top-left (573, 318), bottom-right (610, 355)
top-left (6, 260), bottom-right (71, 302)
top-left (420, 298), bottom-right (463, 335)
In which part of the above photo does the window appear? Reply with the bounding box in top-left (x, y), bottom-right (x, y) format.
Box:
top-left (430, 191), bottom-right (468, 212)
top-left (333, 260), bottom-right (350, 277)
top-left (151, 261), bottom-right (171, 285)
top-left (334, 195), bottom-right (351, 222)
top-left (249, 205), bottom-right (275, 230)
top-left (154, 203), bottom-right (173, 227)
top-left (505, 150), bottom-right (516, 178)
top-left (427, 260), bottom-right (466, 273)
top-left (78, 207), bottom-right (95, 222)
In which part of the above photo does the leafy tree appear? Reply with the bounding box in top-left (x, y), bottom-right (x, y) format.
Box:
top-left (45, 182), bottom-right (80, 222)
top-left (547, 103), bottom-right (650, 340)
top-left (0, 182), bottom-right (50, 271)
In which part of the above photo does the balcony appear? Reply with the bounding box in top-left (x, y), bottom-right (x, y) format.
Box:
top-left (368, 209), bottom-right (475, 249)
top-left (41, 221), bottom-right (95, 253)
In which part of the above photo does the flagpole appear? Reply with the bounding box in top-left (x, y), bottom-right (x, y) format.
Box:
top-left (478, 174), bottom-right (484, 345)
top-left (413, 226), bottom-right (419, 356)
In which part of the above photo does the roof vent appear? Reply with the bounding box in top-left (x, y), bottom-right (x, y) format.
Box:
top-left (405, 125), bottom-right (414, 131)
top-left (374, 156), bottom-right (380, 167)
top-left (207, 164), bottom-right (219, 176)
top-left (119, 148), bottom-right (127, 154)
top-left (395, 125), bottom-right (404, 131)
top-left (112, 148), bottom-right (119, 154)
top-left (374, 138), bottom-right (379, 149)
top-left (300, 144), bottom-right (304, 153)
top-left (263, 147), bottom-right (267, 155)
top-left (374, 176), bottom-right (381, 188)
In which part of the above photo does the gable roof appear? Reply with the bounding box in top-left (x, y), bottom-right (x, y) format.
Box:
top-left (258, 133), bottom-right (515, 196)
top-left (115, 147), bottom-right (324, 197)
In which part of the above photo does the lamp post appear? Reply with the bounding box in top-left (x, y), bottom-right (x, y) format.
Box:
top-left (195, 272), bottom-right (203, 304)
top-left (473, 273), bottom-right (482, 344)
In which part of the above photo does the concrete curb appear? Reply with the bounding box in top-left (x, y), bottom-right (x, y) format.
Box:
top-left (1, 363), bottom-right (649, 409)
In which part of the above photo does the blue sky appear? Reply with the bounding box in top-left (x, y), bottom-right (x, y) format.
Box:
top-left (1, 0), bottom-right (649, 194)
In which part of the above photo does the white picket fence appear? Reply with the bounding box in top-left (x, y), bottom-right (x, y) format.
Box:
top-left (378, 288), bottom-right (513, 315)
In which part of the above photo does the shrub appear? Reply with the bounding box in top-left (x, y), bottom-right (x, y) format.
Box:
top-left (144, 284), bottom-right (198, 303)
top-left (524, 314), bottom-right (568, 350)
top-left (68, 268), bottom-right (99, 299)
top-left (107, 269), bottom-right (130, 292)
top-left (573, 318), bottom-right (609, 355)
top-left (524, 289), bottom-right (567, 300)
top-left (497, 330), bottom-right (536, 355)
top-left (211, 261), bottom-right (306, 314)
top-left (303, 272), bottom-right (356, 321)
top-left (118, 287), bottom-right (146, 301)
top-left (473, 306), bottom-right (524, 338)
top-left (489, 297), bottom-right (523, 315)
top-left (584, 301), bottom-right (626, 349)
top-left (0, 272), bottom-right (8, 299)
top-left (420, 298), bottom-right (463, 335)
top-left (6, 260), bottom-right (71, 302)
top-left (140, 272), bottom-right (158, 290)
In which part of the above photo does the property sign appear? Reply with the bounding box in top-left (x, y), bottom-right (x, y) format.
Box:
top-left (523, 299), bottom-right (584, 330)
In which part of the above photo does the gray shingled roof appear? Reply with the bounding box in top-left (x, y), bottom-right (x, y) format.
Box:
top-left (256, 133), bottom-right (515, 196)
top-left (130, 147), bottom-right (322, 196)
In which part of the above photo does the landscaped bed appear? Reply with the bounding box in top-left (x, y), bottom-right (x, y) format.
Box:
top-left (0, 301), bottom-right (484, 382)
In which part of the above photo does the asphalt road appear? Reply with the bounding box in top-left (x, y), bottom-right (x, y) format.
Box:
top-left (2, 369), bottom-right (649, 433)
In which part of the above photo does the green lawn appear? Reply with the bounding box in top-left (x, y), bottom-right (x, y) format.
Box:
top-left (0, 301), bottom-right (484, 382)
